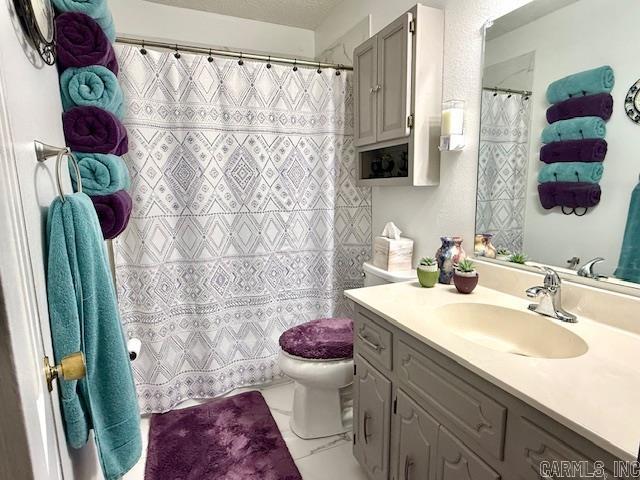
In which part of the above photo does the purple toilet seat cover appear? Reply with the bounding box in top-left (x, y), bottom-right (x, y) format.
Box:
top-left (279, 317), bottom-right (354, 360)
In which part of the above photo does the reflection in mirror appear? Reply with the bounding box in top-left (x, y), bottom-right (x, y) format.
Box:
top-left (475, 0), bottom-right (640, 289)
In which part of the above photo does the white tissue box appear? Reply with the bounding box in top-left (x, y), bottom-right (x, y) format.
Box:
top-left (373, 236), bottom-right (414, 272)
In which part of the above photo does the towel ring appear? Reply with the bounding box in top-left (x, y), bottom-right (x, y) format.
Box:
top-left (34, 140), bottom-right (82, 202)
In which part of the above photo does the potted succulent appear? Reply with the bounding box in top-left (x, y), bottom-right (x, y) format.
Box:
top-left (453, 258), bottom-right (479, 294)
top-left (495, 248), bottom-right (510, 262)
top-left (508, 252), bottom-right (528, 265)
top-left (417, 257), bottom-right (439, 288)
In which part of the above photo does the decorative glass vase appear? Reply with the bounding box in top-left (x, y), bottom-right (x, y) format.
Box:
top-left (436, 236), bottom-right (466, 284)
top-left (474, 233), bottom-right (497, 259)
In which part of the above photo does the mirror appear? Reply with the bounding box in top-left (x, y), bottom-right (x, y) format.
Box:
top-left (475, 0), bottom-right (640, 289)
top-left (13, 0), bottom-right (56, 65)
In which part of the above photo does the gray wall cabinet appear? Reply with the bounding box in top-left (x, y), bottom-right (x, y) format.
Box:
top-left (353, 5), bottom-right (443, 187)
top-left (352, 305), bottom-right (625, 480)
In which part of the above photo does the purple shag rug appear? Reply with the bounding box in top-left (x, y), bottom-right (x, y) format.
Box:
top-left (279, 317), bottom-right (354, 360)
top-left (144, 391), bottom-right (302, 480)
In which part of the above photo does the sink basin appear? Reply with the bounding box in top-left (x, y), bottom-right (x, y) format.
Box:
top-left (433, 303), bottom-right (588, 359)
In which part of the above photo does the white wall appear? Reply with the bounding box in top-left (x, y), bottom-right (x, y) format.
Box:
top-left (485, 0), bottom-right (640, 276)
top-left (316, 0), bottom-right (531, 262)
top-left (109, 0), bottom-right (315, 59)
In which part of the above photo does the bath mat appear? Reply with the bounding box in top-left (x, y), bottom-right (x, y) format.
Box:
top-left (144, 391), bottom-right (302, 480)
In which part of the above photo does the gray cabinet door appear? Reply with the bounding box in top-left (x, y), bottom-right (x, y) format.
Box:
top-left (394, 389), bottom-right (439, 480)
top-left (376, 12), bottom-right (412, 143)
top-left (354, 36), bottom-right (378, 146)
top-left (437, 426), bottom-right (501, 480)
top-left (354, 354), bottom-right (391, 480)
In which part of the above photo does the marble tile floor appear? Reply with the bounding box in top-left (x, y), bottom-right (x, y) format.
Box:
top-left (124, 381), bottom-right (368, 480)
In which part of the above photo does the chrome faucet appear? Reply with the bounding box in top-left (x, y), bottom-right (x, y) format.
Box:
top-left (577, 257), bottom-right (607, 280)
top-left (526, 267), bottom-right (577, 323)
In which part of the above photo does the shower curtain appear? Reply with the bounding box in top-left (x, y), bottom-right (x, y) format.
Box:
top-left (114, 45), bottom-right (371, 413)
top-left (476, 90), bottom-right (532, 253)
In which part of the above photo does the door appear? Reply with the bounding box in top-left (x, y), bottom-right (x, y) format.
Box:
top-left (376, 12), bottom-right (413, 143)
top-left (437, 426), bottom-right (501, 480)
top-left (0, 2), bottom-right (99, 478)
top-left (393, 389), bottom-right (439, 480)
top-left (354, 36), bottom-right (378, 146)
top-left (353, 354), bottom-right (391, 480)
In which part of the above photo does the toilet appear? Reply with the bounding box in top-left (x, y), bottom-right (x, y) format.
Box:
top-left (279, 317), bottom-right (354, 439)
top-left (278, 263), bottom-right (415, 439)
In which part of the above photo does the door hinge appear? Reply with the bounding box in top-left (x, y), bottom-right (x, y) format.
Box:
top-left (353, 433), bottom-right (356, 445)
top-left (393, 396), bottom-right (397, 414)
top-left (407, 114), bottom-right (414, 128)
top-left (353, 364), bottom-right (357, 375)
top-left (409, 19), bottom-right (416, 33)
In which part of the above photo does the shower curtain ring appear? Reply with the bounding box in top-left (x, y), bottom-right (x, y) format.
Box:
top-left (207, 49), bottom-right (213, 63)
top-left (174, 44), bottom-right (181, 59)
top-left (266, 56), bottom-right (272, 69)
top-left (238, 53), bottom-right (244, 66)
top-left (140, 41), bottom-right (147, 55)
top-left (317, 62), bottom-right (322, 74)
top-left (293, 59), bottom-right (298, 72)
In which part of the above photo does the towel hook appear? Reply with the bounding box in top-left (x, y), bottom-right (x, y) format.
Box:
top-left (34, 141), bottom-right (82, 202)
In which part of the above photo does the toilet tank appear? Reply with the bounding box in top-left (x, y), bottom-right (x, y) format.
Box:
top-left (363, 261), bottom-right (416, 287)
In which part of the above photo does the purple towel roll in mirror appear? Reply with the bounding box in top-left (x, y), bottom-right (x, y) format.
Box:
top-left (90, 190), bottom-right (132, 239)
top-left (55, 12), bottom-right (118, 75)
top-left (540, 139), bottom-right (607, 164)
top-left (63, 106), bottom-right (128, 156)
top-left (546, 93), bottom-right (613, 123)
top-left (538, 182), bottom-right (601, 210)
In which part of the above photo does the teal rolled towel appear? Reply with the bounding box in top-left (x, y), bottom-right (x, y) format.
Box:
top-left (60, 66), bottom-right (124, 118)
top-left (541, 117), bottom-right (606, 143)
top-left (546, 66), bottom-right (614, 104)
top-left (51, 0), bottom-right (116, 42)
top-left (615, 183), bottom-right (640, 284)
top-left (538, 162), bottom-right (603, 184)
top-left (69, 152), bottom-right (130, 195)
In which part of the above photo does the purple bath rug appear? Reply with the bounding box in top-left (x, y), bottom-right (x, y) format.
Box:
top-left (144, 391), bottom-right (302, 480)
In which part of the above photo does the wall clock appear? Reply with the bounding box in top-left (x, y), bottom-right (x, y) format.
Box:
top-left (625, 79), bottom-right (640, 124)
top-left (12, 0), bottom-right (56, 65)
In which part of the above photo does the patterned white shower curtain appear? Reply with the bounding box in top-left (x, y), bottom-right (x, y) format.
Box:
top-left (114, 45), bottom-right (371, 413)
top-left (476, 90), bottom-right (532, 253)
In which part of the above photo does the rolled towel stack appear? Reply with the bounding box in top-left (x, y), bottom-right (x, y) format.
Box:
top-left (538, 65), bottom-right (615, 212)
top-left (55, 0), bottom-right (132, 241)
top-left (90, 190), bottom-right (133, 239)
top-left (51, 0), bottom-right (115, 41)
top-left (70, 152), bottom-right (130, 195)
top-left (60, 66), bottom-right (124, 117)
top-left (55, 12), bottom-right (118, 74)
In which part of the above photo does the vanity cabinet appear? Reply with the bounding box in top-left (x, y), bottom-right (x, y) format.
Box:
top-left (353, 4), bottom-right (443, 187)
top-left (352, 305), bottom-right (623, 480)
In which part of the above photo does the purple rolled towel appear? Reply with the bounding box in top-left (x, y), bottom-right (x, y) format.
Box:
top-left (546, 93), bottom-right (613, 123)
top-left (55, 12), bottom-right (118, 75)
top-left (538, 182), bottom-right (601, 210)
top-left (63, 106), bottom-right (128, 155)
top-left (90, 190), bottom-right (132, 239)
top-left (540, 139), bottom-right (607, 164)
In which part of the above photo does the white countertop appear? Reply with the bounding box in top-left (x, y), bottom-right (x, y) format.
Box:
top-left (345, 280), bottom-right (640, 461)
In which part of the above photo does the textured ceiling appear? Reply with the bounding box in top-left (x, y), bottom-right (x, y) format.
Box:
top-left (144, 0), bottom-right (343, 29)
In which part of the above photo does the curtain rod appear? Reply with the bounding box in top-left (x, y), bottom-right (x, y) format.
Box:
top-left (483, 86), bottom-right (532, 96)
top-left (115, 36), bottom-right (353, 71)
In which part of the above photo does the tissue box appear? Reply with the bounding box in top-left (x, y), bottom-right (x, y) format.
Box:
top-left (373, 236), bottom-right (414, 272)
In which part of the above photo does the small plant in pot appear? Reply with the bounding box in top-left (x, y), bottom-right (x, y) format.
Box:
top-left (417, 257), bottom-right (439, 288)
top-left (495, 248), bottom-right (510, 262)
top-left (453, 259), bottom-right (479, 294)
top-left (508, 252), bottom-right (528, 265)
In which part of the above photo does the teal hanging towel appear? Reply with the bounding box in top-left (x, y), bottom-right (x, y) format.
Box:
top-left (537, 162), bottom-right (604, 184)
top-left (615, 182), bottom-right (640, 284)
top-left (46, 192), bottom-right (141, 480)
